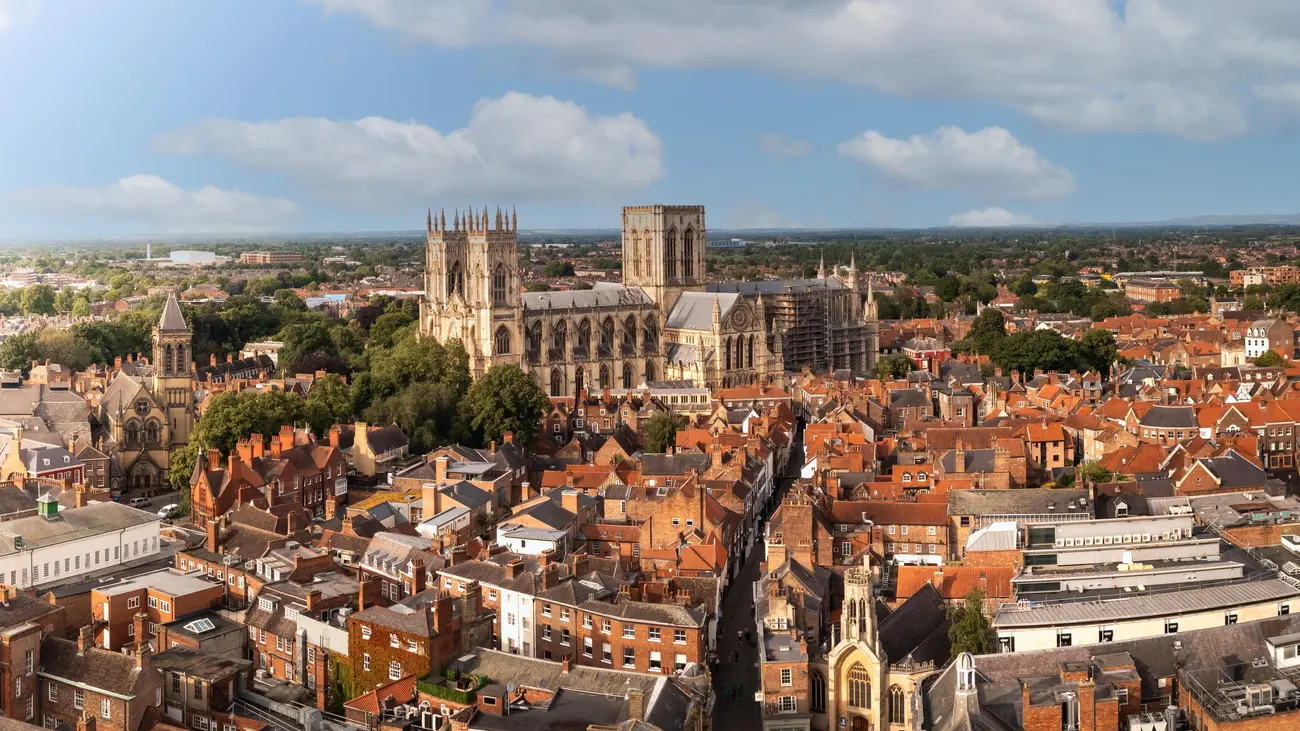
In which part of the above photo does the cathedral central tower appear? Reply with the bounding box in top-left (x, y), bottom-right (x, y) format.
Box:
top-left (621, 205), bottom-right (707, 314)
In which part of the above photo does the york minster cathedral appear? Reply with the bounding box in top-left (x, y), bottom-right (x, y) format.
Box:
top-left (419, 204), bottom-right (878, 395)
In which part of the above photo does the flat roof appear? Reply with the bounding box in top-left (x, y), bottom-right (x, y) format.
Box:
top-left (0, 502), bottom-right (158, 555)
top-left (96, 569), bottom-right (215, 598)
top-left (994, 578), bottom-right (1300, 628)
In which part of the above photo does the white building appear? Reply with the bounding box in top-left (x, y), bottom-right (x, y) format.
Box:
top-left (0, 497), bottom-right (160, 590)
top-left (992, 578), bottom-right (1300, 652)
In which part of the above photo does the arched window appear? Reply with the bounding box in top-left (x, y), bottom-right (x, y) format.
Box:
top-left (600, 317), bottom-right (615, 354)
top-left (623, 315), bottom-right (637, 351)
top-left (448, 261), bottom-right (463, 297)
top-left (847, 663), bottom-right (871, 708)
top-left (164, 344), bottom-right (173, 377)
top-left (176, 344), bottom-right (186, 374)
top-left (724, 337), bottom-right (732, 370)
top-left (495, 326), bottom-right (511, 355)
top-left (577, 319), bottom-right (592, 356)
top-left (550, 369), bottom-right (564, 398)
top-left (643, 316), bottom-right (657, 352)
top-left (145, 419), bottom-right (161, 446)
top-left (735, 337), bottom-right (744, 371)
top-left (810, 671), bottom-right (827, 713)
top-left (644, 360), bottom-right (656, 383)
top-left (888, 686), bottom-right (906, 725)
top-left (125, 420), bottom-right (140, 446)
top-left (599, 364), bottom-right (611, 389)
top-left (631, 232), bottom-right (640, 278)
top-left (622, 363), bottom-right (634, 389)
top-left (527, 322), bottom-right (542, 356)
top-left (664, 228), bottom-right (678, 280)
top-left (747, 334), bottom-right (755, 368)
top-left (683, 228), bottom-right (695, 280)
top-left (553, 320), bottom-right (567, 355)
top-left (574, 367), bottom-right (586, 396)
top-left (492, 263), bottom-right (507, 307)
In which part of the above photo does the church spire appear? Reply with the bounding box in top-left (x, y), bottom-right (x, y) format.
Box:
top-left (817, 250), bottom-right (826, 280)
top-left (427, 208), bottom-right (432, 233)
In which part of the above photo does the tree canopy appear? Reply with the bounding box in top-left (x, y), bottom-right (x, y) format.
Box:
top-left (460, 364), bottom-right (552, 449)
top-left (948, 588), bottom-right (993, 658)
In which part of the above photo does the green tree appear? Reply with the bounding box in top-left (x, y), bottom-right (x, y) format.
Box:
top-left (1077, 461), bottom-right (1115, 485)
top-left (170, 443), bottom-right (198, 511)
top-left (1255, 350), bottom-right (1285, 368)
top-left (305, 374), bottom-right (353, 435)
top-left (948, 588), bottom-right (992, 658)
top-left (460, 364), bottom-right (551, 448)
top-left (643, 412), bottom-right (682, 453)
top-left (1079, 329), bottom-right (1117, 373)
top-left (876, 354), bottom-right (914, 380)
top-left (0, 331), bottom-right (40, 371)
top-left (368, 311), bottom-right (414, 350)
top-left (21, 285), bottom-right (55, 315)
top-left (960, 308), bottom-right (1007, 355)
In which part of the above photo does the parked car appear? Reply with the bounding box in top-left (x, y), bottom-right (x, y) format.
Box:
top-left (156, 504), bottom-right (179, 519)
top-left (128, 497), bottom-right (150, 509)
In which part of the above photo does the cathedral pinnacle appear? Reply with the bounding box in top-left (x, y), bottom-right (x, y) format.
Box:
top-left (818, 250), bottom-right (826, 280)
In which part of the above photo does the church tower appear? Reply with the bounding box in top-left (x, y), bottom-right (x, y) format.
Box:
top-left (841, 555), bottom-right (876, 645)
top-left (621, 205), bottom-right (707, 314)
top-left (153, 293), bottom-right (194, 449)
top-left (419, 206), bottom-right (522, 377)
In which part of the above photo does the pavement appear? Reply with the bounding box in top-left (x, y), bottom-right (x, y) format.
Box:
top-left (712, 420), bottom-right (805, 728)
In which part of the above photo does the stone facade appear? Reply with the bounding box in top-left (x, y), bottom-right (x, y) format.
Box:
top-left (420, 205), bottom-right (879, 393)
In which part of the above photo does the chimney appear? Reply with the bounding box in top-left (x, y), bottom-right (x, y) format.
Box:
top-left (226, 353), bottom-right (234, 363)
top-left (306, 589), bottom-right (322, 612)
top-left (278, 424), bottom-right (294, 452)
top-left (207, 448), bottom-right (220, 471)
top-left (562, 489), bottom-right (581, 518)
top-left (505, 558), bottom-right (523, 579)
top-left (329, 425), bottom-right (341, 448)
top-left (227, 453), bottom-right (237, 477)
top-left (451, 544), bottom-right (467, 566)
top-left (77, 625), bottom-right (93, 655)
top-left (270, 437), bottom-right (282, 459)
top-left (502, 431), bottom-right (514, 444)
top-left (252, 434), bottom-right (265, 459)
top-left (354, 421), bottom-right (369, 455)
top-left (206, 517), bottom-right (221, 553)
top-left (134, 612), bottom-right (148, 653)
top-left (520, 481), bottom-right (532, 501)
top-left (435, 455), bottom-right (449, 483)
top-left (341, 514), bottom-right (354, 536)
top-left (210, 353), bottom-right (218, 366)
top-left (710, 440), bottom-right (723, 469)
top-left (627, 688), bottom-right (645, 721)
top-left (561, 656), bottom-right (570, 674)
top-left (76, 713), bottom-right (96, 731)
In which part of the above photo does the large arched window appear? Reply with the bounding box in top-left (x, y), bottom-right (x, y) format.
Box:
top-left (176, 344), bottom-right (187, 374)
top-left (553, 320), bottom-right (567, 356)
top-left (810, 671), bottom-right (827, 713)
top-left (643, 316), bottom-right (657, 352)
top-left (630, 232), bottom-right (641, 278)
top-left (848, 664), bottom-right (871, 708)
top-left (492, 263), bottom-right (508, 307)
top-left (576, 318), bottom-right (592, 356)
top-left (747, 334), bottom-right (755, 368)
top-left (724, 337), bottom-right (732, 370)
top-left (550, 368), bottom-right (564, 398)
top-left (574, 367), bottom-right (586, 396)
top-left (495, 326), bottom-right (511, 355)
top-left (448, 261), bottom-right (464, 297)
top-left (623, 315), bottom-right (637, 351)
top-left (644, 360), bottom-right (656, 384)
top-left (600, 317), bottom-right (615, 356)
top-left (125, 419), bottom-right (141, 446)
top-left (735, 337), bottom-right (744, 371)
top-left (622, 363), bottom-right (634, 389)
top-left (682, 228), bottom-right (695, 279)
top-left (664, 228), bottom-right (678, 280)
top-left (527, 322), bottom-right (542, 356)
top-left (164, 344), bottom-right (174, 377)
top-left (145, 419), bottom-right (161, 446)
top-left (599, 364), bottom-right (611, 389)
top-left (888, 686), bottom-right (906, 725)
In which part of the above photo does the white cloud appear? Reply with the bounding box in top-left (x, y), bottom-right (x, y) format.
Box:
top-left (838, 126), bottom-right (1074, 201)
top-left (304, 0), bottom-right (1300, 140)
top-left (154, 92), bottom-right (663, 208)
top-left (758, 133), bottom-right (811, 158)
top-left (5, 175), bottom-right (299, 233)
top-left (948, 207), bottom-right (1034, 227)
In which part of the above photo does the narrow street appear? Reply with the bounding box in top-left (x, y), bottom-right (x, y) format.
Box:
top-left (712, 420), bottom-right (805, 728)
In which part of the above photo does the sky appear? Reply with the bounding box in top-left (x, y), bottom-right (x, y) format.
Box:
top-left (5, 0), bottom-right (1300, 237)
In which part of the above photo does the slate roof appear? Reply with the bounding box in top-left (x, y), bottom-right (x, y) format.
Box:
top-left (522, 284), bottom-right (653, 312)
top-left (890, 389), bottom-right (931, 409)
top-left (948, 489), bottom-right (1091, 517)
top-left (1138, 405), bottom-right (1197, 428)
top-left (707, 278), bottom-right (849, 295)
top-left (878, 583), bottom-right (952, 665)
top-left (641, 453), bottom-right (710, 475)
top-left (159, 293), bottom-right (188, 331)
top-left (664, 292), bottom-right (741, 330)
top-left (39, 636), bottom-right (147, 698)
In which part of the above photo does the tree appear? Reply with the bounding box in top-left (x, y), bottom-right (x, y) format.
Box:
top-left (643, 412), bottom-right (682, 454)
top-left (876, 354), bottom-right (913, 380)
top-left (21, 285), bottom-right (55, 315)
top-left (368, 311), bottom-right (414, 350)
top-left (170, 443), bottom-right (198, 512)
top-left (960, 308), bottom-right (1007, 355)
top-left (1078, 461), bottom-right (1115, 485)
top-left (460, 364), bottom-right (551, 448)
top-left (948, 588), bottom-right (992, 658)
top-left (1079, 329), bottom-right (1117, 373)
top-left (305, 374), bottom-right (353, 435)
top-left (1255, 350), bottom-right (1285, 368)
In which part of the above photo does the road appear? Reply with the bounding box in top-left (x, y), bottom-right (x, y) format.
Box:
top-left (712, 420), bottom-right (805, 727)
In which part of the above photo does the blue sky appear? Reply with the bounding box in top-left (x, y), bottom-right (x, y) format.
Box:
top-left (4, 0), bottom-right (1300, 236)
